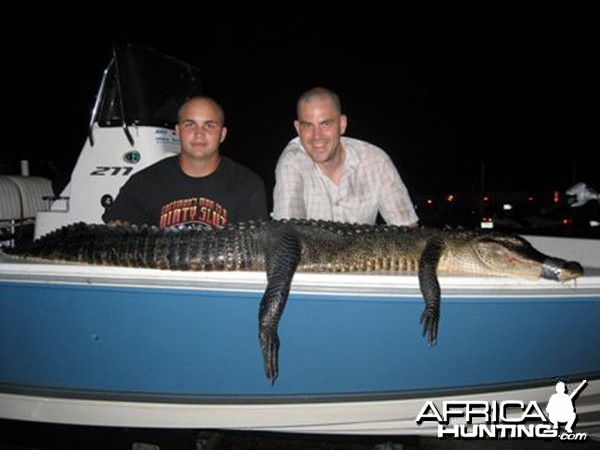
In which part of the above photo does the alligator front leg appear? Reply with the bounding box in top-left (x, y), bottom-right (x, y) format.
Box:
top-left (258, 227), bottom-right (301, 384)
top-left (418, 237), bottom-right (445, 346)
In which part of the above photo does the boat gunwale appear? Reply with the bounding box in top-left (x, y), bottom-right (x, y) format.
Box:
top-left (1, 255), bottom-right (599, 299)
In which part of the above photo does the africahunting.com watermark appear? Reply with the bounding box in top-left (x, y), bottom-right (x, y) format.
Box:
top-left (416, 379), bottom-right (589, 440)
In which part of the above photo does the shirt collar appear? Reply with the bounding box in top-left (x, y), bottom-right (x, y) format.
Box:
top-left (341, 137), bottom-right (359, 170)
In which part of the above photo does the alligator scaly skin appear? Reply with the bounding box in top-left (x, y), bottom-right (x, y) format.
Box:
top-left (3, 219), bottom-right (584, 383)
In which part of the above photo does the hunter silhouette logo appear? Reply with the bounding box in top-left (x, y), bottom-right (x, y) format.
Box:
top-left (546, 379), bottom-right (587, 433)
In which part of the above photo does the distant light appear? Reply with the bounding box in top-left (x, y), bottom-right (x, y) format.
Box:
top-left (590, 221), bottom-right (599, 227)
top-left (426, 198), bottom-right (434, 205)
top-left (480, 217), bottom-right (494, 229)
top-left (562, 218), bottom-right (573, 225)
top-left (553, 190), bottom-right (560, 203)
top-left (527, 196), bottom-right (535, 202)
top-left (503, 204), bottom-right (512, 211)
top-left (482, 195), bottom-right (490, 202)
top-left (446, 194), bottom-right (455, 202)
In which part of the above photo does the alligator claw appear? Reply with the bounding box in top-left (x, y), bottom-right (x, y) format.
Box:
top-left (259, 326), bottom-right (279, 384)
top-left (419, 308), bottom-right (439, 346)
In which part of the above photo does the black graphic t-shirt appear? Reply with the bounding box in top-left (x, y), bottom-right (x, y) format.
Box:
top-left (102, 155), bottom-right (269, 228)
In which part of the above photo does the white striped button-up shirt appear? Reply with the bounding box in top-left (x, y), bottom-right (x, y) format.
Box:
top-left (273, 137), bottom-right (418, 225)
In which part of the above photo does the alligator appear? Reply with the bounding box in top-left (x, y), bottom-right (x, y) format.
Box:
top-left (2, 219), bottom-right (584, 384)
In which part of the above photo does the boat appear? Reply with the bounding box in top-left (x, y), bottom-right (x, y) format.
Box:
top-left (0, 240), bottom-right (598, 437)
top-left (0, 44), bottom-right (599, 440)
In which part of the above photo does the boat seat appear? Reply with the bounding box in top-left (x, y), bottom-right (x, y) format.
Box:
top-left (0, 176), bottom-right (22, 222)
top-left (5, 176), bottom-right (53, 220)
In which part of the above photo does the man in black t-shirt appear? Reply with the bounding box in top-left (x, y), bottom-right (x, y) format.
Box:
top-left (103, 96), bottom-right (269, 228)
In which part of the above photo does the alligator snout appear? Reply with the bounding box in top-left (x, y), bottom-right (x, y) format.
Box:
top-left (540, 258), bottom-right (584, 281)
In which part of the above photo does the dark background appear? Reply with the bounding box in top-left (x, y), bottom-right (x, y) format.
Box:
top-left (1, 8), bottom-right (599, 447)
top-left (3, 8), bottom-right (598, 202)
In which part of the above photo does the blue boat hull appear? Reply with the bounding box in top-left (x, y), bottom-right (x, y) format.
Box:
top-left (1, 280), bottom-right (599, 400)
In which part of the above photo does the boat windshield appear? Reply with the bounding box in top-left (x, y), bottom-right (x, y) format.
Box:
top-left (96, 43), bottom-right (203, 129)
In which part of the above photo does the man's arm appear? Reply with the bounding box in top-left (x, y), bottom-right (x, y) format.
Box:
top-left (237, 178), bottom-right (270, 222)
top-left (378, 156), bottom-right (419, 227)
top-left (105, 220), bottom-right (130, 226)
top-left (272, 157), bottom-right (306, 220)
top-left (101, 176), bottom-right (148, 225)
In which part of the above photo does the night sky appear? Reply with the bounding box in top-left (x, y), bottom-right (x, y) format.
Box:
top-left (4, 9), bottom-right (598, 201)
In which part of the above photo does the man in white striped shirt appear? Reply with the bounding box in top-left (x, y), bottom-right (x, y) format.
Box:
top-left (273, 87), bottom-right (419, 226)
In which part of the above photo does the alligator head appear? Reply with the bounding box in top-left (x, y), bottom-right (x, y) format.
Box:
top-left (440, 232), bottom-right (584, 281)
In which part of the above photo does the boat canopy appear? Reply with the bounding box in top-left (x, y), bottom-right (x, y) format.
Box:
top-left (95, 43), bottom-right (203, 129)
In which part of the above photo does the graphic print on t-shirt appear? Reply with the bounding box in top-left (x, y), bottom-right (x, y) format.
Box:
top-left (160, 197), bottom-right (228, 229)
